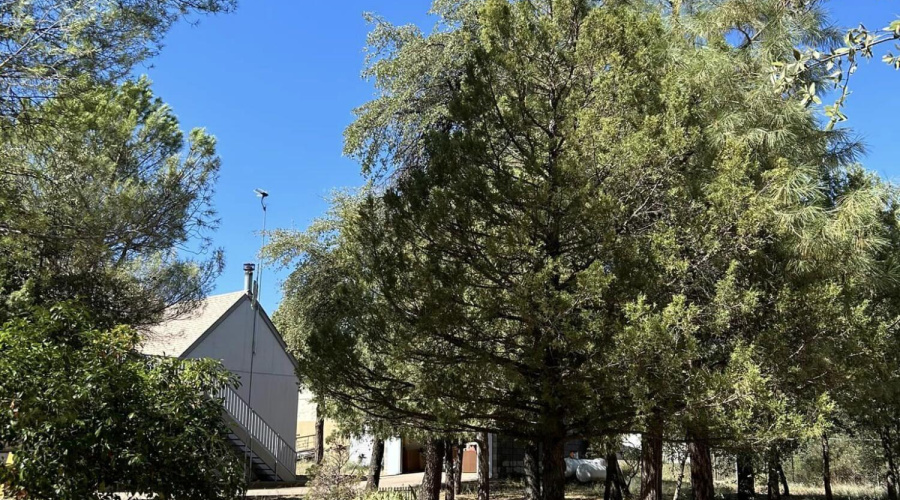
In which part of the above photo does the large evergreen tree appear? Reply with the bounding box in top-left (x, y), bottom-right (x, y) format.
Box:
top-left (270, 3), bottom-right (900, 500)
top-left (0, 77), bottom-right (223, 326)
top-left (0, 0), bottom-right (243, 496)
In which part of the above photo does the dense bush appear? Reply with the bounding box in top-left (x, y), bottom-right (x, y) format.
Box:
top-left (790, 436), bottom-right (885, 486)
top-left (0, 304), bottom-right (245, 499)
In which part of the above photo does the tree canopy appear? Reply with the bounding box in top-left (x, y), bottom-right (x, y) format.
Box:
top-left (268, 2), bottom-right (900, 500)
top-left (0, 0), bottom-right (244, 497)
top-left (0, 77), bottom-right (223, 327)
top-left (0, 0), bottom-right (235, 120)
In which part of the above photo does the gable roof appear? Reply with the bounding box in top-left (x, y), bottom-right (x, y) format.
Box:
top-left (139, 291), bottom-right (247, 357)
top-left (139, 291), bottom-right (300, 371)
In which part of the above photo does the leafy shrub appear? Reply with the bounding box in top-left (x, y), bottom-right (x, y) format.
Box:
top-left (790, 435), bottom-right (884, 486)
top-left (0, 304), bottom-right (246, 499)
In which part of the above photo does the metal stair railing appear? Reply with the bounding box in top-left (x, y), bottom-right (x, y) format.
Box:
top-left (219, 384), bottom-right (297, 477)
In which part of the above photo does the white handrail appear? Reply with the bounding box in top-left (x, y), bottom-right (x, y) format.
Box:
top-left (218, 385), bottom-right (297, 474)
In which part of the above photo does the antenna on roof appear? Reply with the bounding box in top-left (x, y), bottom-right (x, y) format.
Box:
top-left (252, 188), bottom-right (268, 308)
top-left (245, 188), bottom-right (269, 487)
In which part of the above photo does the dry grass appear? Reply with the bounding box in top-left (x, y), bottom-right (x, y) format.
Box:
top-left (449, 478), bottom-right (887, 500)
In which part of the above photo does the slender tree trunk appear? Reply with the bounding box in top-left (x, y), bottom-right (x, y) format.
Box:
top-left (673, 448), bottom-right (688, 500)
top-left (605, 451), bottom-right (627, 500)
top-left (689, 437), bottom-right (714, 500)
top-left (540, 436), bottom-right (567, 500)
top-left (605, 453), bottom-right (616, 500)
top-left (366, 438), bottom-right (385, 491)
top-left (777, 459), bottom-right (790, 497)
top-left (524, 441), bottom-right (541, 500)
top-left (477, 432), bottom-right (490, 500)
top-left (767, 449), bottom-right (782, 500)
top-left (454, 440), bottom-right (464, 494)
top-left (737, 453), bottom-right (756, 500)
top-left (615, 451), bottom-right (631, 497)
top-left (882, 429), bottom-right (899, 500)
top-left (445, 440), bottom-right (457, 500)
top-left (314, 408), bottom-right (325, 464)
top-left (822, 434), bottom-right (833, 500)
top-left (420, 439), bottom-right (446, 500)
top-left (640, 415), bottom-right (664, 500)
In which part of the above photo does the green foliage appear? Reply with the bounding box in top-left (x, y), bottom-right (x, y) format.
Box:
top-left (0, 0), bottom-right (235, 120)
top-left (306, 445), bottom-right (360, 500)
top-left (0, 0), bottom-right (230, 328)
top-left (0, 303), bottom-right (245, 499)
top-left (272, 4), bottom-right (900, 496)
top-left (791, 436), bottom-right (884, 486)
top-left (0, 77), bottom-right (224, 327)
top-left (0, 0), bottom-right (240, 496)
top-left (765, 7), bottom-right (900, 129)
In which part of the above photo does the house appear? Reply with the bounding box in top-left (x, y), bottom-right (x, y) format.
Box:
top-left (297, 396), bottom-right (588, 478)
top-left (140, 264), bottom-right (299, 482)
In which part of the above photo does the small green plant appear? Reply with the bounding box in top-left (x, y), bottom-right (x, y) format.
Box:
top-left (305, 445), bottom-right (360, 500)
top-left (359, 491), bottom-right (412, 500)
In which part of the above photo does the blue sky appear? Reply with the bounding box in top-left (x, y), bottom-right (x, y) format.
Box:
top-left (146, 1), bottom-right (900, 313)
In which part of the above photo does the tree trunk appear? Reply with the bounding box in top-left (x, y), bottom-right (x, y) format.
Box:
top-left (606, 452), bottom-right (631, 500)
top-left (640, 416), bottom-right (664, 500)
top-left (314, 408), bottom-right (325, 464)
top-left (365, 438), bottom-right (385, 491)
top-left (777, 461), bottom-right (790, 497)
top-left (477, 432), bottom-right (491, 500)
top-left (420, 439), bottom-right (446, 500)
top-left (767, 449), bottom-right (782, 500)
top-left (445, 440), bottom-right (457, 500)
top-left (454, 440), bottom-right (464, 494)
top-left (525, 441), bottom-right (541, 500)
top-left (540, 436), bottom-right (567, 500)
top-left (822, 434), bottom-right (833, 500)
top-left (673, 448), bottom-right (688, 500)
top-left (737, 453), bottom-right (755, 500)
top-left (605, 453), bottom-right (616, 500)
top-left (689, 437), bottom-right (714, 500)
top-left (882, 429), bottom-right (898, 500)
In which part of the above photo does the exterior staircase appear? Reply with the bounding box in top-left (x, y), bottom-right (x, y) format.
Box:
top-left (220, 385), bottom-right (297, 481)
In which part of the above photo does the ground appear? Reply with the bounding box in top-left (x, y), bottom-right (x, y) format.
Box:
top-left (245, 472), bottom-right (887, 499)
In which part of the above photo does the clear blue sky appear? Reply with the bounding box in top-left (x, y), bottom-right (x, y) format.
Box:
top-left (145, 1), bottom-right (900, 313)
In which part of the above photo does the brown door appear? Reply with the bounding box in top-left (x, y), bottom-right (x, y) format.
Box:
top-left (401, 438), bottom-right (425, 473)
top-left (462, 445), bottom-right (478, 473)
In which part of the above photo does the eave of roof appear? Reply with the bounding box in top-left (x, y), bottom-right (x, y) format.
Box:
top-left (140, 291), bottom-right (299, 372)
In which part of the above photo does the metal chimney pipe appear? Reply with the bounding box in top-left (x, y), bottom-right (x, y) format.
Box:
top-left (243, 263), bottom-right (255, 296)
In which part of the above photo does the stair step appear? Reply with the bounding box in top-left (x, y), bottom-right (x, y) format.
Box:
top-left (227, 434), bottom-right (287, 482)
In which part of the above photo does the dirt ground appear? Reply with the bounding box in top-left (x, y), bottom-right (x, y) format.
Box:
top-left (247, 474), bottom-right (887, 500)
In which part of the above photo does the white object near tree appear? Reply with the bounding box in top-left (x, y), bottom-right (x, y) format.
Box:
top-left (575, 459), bottom-right (608, 483)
